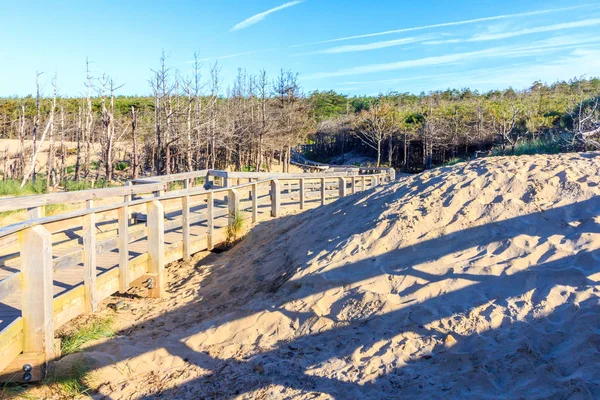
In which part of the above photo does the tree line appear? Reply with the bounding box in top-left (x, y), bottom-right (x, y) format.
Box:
top-left (0, 54), bottom-right (599, 191)
top-left (307, 78), bottom-right (600, 171)
top-left (0, 53), bottom-right (310, 190)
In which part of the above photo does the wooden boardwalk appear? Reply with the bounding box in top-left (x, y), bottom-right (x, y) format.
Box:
top-left (0, 182), bottom-right (362, 331)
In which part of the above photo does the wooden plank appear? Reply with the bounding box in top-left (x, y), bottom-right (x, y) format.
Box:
top-left (251, 183), bottom-right (258, 223)
top-left (131, 170), bottom-right (209, 184)
top-left (226, 171), bottom-right (355, 179)
top-left (207, 193), bottom-right (214, 250)
top-left (271, 180), bottom-right (281, 218)
top-left (0, 318), bottom-right (24, 376)
top-left (0, 182), bottom-right (166, 213)
top-left (118, 205), bottom-right (129, 293)
top-left (0, 272), bottom-right (20, 301)
top-left (53, 253), bottom-right (149, 329)
top-left (53, 250), bottom-right (82, 271)
top-left (147, 200), bottom-right (165, 298)
top-left (207, 169), bottom-right (228, 179)
top-left (82, 212), bottom-right (97, 312)
top-left (20, 225), bottom-right (55, 360)
top-left (320, 178), bottom-right (326, 206)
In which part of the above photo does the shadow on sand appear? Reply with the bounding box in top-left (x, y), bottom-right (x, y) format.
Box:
top-left (59, 191), bottom-right (600, 399)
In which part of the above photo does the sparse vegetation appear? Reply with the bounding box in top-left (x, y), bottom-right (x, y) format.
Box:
top-left (0, 316), bottom-right (113, 399)
top-left (0, 179), bottom-right (46, 196)
top-left (442, 157), bottom-right (466, 167)
top-left (226, 211), bottom-right (246, 246)
top-left (491, 138), bottom-right (562, 157)
top-left (43, 361), bottom-right (94, 399)
top-left (62, 179), bottom-right (114, 192)
top-left (59, 315), bottom-right (114, 356)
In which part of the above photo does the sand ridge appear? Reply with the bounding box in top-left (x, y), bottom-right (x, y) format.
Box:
top-left (44, 152), bottom-right (600, 399)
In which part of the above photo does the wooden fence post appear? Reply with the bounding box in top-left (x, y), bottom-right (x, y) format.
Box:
top-left (320, 178), bottom-right (326, 206)
top-left (223, 174), bottom-right (229, 202)
top-left (20, 226), bottom-right (55, 361)
top-left (82, 211), bottom-right (97, 312)
top-left (252, 183), bottom-right (258, 223)
top-left (207, 192), bottom-right (214, 250)
top-left (147, 200), bottom-right (165, 298)
top-left (124, 181), bottom-right (132, 221)
top-left (338, 177), bottom-right (347, 198)
top-left (271, 180), bottom-right (281, 217)
top-left (361, 176), bottom-right (365, 191)
top-left (118, 205), bottom-right (129, 293)
top-left (27, 206), bottom-right (45, 220)
top-left (299, 178), bottom-right (305, 210)
top-left (182, 180), bottom-right (191, 261)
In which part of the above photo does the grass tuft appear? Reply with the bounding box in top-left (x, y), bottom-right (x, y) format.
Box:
top-left (60, 315), bottom-right (114, 356)
top-left (226, 211), bottom-right (245, 246)
top-left (43, 357), bottom-right (97, 399)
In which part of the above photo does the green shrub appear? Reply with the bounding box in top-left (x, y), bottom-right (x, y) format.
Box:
top-left (0, 179), bottom-right (47, 196)
top-left (491, 138), bottom-right (561, 157)
top-left (513, 139), bottom-right (561, 156)
top-left (114, 161), bottom-right (128, 171)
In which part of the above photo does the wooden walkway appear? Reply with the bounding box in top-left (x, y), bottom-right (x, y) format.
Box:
top-left (0, 182), bottom-right (365, 331)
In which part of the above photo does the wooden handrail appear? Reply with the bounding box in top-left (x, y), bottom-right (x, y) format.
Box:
top-left (0, 182), bottom-right (167, 213)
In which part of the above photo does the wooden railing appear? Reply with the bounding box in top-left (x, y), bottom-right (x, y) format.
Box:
top-left (0, 167), bottom-right (394, 382)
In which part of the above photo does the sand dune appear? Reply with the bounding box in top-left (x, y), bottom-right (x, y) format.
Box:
top-left (45, 153), bottom-right (600, 399)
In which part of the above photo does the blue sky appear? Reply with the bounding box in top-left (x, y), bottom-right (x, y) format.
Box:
top-left (1, 0), bottom-right (600, 97)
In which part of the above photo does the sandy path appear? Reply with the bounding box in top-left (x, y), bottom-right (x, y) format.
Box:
top-left (29, 152), bottom-right (600, 399)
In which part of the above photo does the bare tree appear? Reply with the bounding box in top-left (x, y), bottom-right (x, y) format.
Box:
top-left (354, 100), bottom-right (395, 167)
top-left (21, 74), bottom-right (56, 188)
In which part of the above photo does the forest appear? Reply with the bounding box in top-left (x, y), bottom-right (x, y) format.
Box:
top-left (0, 53), bottom-right (599, 192)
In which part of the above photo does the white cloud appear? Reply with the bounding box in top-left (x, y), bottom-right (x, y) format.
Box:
top-left (291, 4), bottom-right (596, 47)
top-left (425, 18), bottom-right (600, 45)
top-left (443, 49), bottom-right (600, 89)
top-left (230, 1), bottom-right (304, 32)
top-left (304, 36), bottom-right (600, 80)
top-left (190, 48), bottom-right (276, 62)
top-left (331, 50), bottom-right (600, 93)
top-left (296, 36), bottom-right (431, 55)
